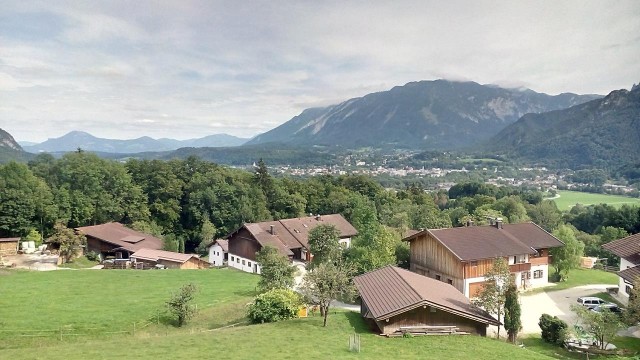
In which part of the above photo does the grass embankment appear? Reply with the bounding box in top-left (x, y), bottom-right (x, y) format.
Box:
top-left (56, 256), bottom-right (99, 269)
top-left (0, 269), bottom-right (557, 360)
top-left (543, 265), bottom-right (618, 292)
top-left (552, 190), bottom-right (640, 211)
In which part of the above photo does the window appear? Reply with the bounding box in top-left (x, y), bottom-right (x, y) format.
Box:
top-left (435, 275), bottom-right (441, 281)
top-left (248, 262), bottom-right (252, 267)
top-left (242, 260), bottom-right (245, 265)
top-left (447, 279), bottom-right (453, 285)
top-left (627, 286), bottom-right (633, 295)
top-left (470, 261), bottom-right (478, 267)
top-left (230, 256), bottom-right (235, 262)
top-left (237, 257), bottom-right (240, 263)
top-left (533, 270), bottom-right (543, 279)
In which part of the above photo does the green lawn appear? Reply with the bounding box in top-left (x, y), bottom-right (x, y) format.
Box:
top-left (57, 256), bottom-right (100, 269)
top-left (0, 268), bottom-right (258, 343)
top-left (522, 335), bottom-right (640, 359)
top-left (543, 265), bottom-right (618, 292)
top-left (0, 310), bottom-right (555, 360)
top-left (552, 190), bottom-right (640, 210)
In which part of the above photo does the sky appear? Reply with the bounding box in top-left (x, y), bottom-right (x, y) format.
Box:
top-left (1, 1), bottom-right (639, 143)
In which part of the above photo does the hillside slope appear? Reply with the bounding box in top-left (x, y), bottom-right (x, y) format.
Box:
top-left (486, 85), bottom-right (640, 168)
top-left (0, 128), bottom-right (31, 163)
top-left (248, 80), bottom-right (600, 149)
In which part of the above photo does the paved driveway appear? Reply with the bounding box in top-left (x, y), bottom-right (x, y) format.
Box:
top-left (520, 284), bottom-right (613, 334)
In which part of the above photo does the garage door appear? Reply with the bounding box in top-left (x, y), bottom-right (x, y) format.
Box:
top-left (469, 281), bottom-right (489, 298)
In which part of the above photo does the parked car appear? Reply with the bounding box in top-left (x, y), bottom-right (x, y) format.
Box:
top-left (590, 303), bottom-right (623, 314)
top-left (576, 296), bottom-right (607, 309)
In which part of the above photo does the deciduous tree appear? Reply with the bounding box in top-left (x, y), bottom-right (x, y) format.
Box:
top-left (571, 304), bottom-right (624, 350)
top-left (47, 221), bottom-right (86, 263)
top-left (301, 260), bottom-right (356, 327)
top-left (551, 224), bottom-right (584, 280)
top-left (308, 224), bottom-right (342, 267)
top-left (256, 246), bottom-right (296, 292)
top-left (473, 257), bottom-right (511, 338)
top-left (166, 283), bottom-right (198, 327)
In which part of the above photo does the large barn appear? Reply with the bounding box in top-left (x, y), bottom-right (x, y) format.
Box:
top-left (354, 266), bottom-right (499, 336)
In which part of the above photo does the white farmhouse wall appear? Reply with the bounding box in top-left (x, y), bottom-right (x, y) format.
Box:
top-left (528, 264), bottom-right (549, 288)
top-left (339, 237), bottom-right (351, 248)
top-left (620, 258), bottom-right (635, 300)
top-left (228, 253), bottom-right (261, 274)
top-left (209, 244), bottom-right (225, 266)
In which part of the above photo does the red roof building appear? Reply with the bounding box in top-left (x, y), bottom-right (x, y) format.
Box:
top-left (602, 232), bottom-right (640, 299)
top-left (76, 222), bottom-right (164, 260)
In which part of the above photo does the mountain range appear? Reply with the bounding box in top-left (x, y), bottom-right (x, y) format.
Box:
top-left (0, 128), bottom-right (32, 163)
top-left (485, 84), bottom-right (640, 168)
top-left (22, 131), bottom-right (249, 153)
top-left (248, 80), bottom-right (601, 149)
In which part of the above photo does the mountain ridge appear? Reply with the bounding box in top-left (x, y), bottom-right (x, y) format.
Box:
top-left (23, 131), bottom-right (249, 153)
top-left (247, 79), bottom-right (601, 149)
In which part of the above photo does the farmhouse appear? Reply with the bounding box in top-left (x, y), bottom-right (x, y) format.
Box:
top-left (602, 232), bottom-right (640, 300)
top-left (403, 220), bottom-right (564, 298)
top-left (354, 266), bottom-right (500, 336)
top-left (208, 239), bottom-right (228, 266)
top-left (130, 248), bottom-right (209, 269)
top-left (0, 237), bottom-right (19, 256)
top-left (226, 214), bottom-right (357, 274)
top-left (76, 222), bottom-right (163, 260)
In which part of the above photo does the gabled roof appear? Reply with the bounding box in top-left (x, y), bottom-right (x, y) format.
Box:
top-left (210, 239), bottom-right (228, 252)
top-left (0, 237), bottom-right (20, 243)
top-left (618, 265), bottom-right (640, 284)
top-left (76, 222), bottom-right (163, 252)
top-left (403, 222), bottom-right (564, 261)
top-left (602, 233), bottom-right (640, 264)
top-left (230, 214), bottom-right (357, 256)
top-left (354, 266), bottom-right (499, 325)
top-left (130, 248), bottom-right (201, 264)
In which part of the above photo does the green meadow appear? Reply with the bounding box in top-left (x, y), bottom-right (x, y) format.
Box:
top-left (552, 190), bottom-right (640, 210)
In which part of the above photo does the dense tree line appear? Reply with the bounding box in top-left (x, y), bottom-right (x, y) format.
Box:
top-left (1, 153), bottom-right (638, 271)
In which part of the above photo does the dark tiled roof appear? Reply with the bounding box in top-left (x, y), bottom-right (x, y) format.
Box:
top-left (76, 222), bottom-right (164, 252)
top-left (0, 237), bottom-right (20, 243)
top-left (213, 239), bottom-right (228, 252)
top-left (354, 266), bottom-right (499, 325)
top-left (234, 214), bottom-right (357, 257)
top-left (602, 233), bottom-right (640, 264)
top-left (404, 222), bottom-right (563, 261)
top-left (618, 265), bottom-right (640, 284)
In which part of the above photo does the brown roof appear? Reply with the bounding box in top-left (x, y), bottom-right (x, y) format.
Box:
top-left (130, 248), bottom-right (199, 264)
top-left (76, 222), bottom-right (164, 252)
top-left (0, 237), bottom-right (20, 243)
top-left (232, 214), bottom-right (357, 256)
top-left (602, 233), bottom-right (640, 264)
top-left (354, 266), bottom-right (499, 325)
top-left (618, 265), bottom-right (640, 284)
top-left (403, 222), bottom-right (564, 261)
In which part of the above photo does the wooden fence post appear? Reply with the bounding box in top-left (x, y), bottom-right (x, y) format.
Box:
top-left (133, 322), bottom-right (136, 336)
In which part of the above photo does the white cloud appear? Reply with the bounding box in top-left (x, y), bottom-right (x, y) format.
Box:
top-left (1, 0), bottom-right (639, 142)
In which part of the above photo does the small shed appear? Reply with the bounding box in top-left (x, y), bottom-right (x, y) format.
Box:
top-left (130, 248), bottom-right (209, 269)
top-left (0, 238), bottom-right (20, 256)
top-left (354, 266), bottom-right (500, 336)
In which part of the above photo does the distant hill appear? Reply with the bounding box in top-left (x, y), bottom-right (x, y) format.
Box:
top-left (247, 80), bottom-right (601, 149)
top-left (0, 128), bottom-right (32, 163)
top-left (485, 85), bottom-right (640, 168)
top-left (23, 131), bottom-right (249, 154)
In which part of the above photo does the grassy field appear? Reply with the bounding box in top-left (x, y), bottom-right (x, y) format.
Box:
top-left (544, 265), bottom-right (618, 292)
top-left (0, 268), bottom-right (559, 360)
top-left (0, 268), bottom-right (258, 343)
top-left (552, 190), bottom-right (640, 210)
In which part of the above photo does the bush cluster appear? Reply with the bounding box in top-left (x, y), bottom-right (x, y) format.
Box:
top-left (538, 313), bottom-right (568, 345)
top-left (248, 288), bottom-right (302, 324)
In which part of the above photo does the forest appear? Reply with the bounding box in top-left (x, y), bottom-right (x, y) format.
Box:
top-left (1, 150), bottom-right (638, 270)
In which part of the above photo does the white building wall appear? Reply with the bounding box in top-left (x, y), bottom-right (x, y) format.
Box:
top-left (208, 244), bottom-right (225, 266)
top-left (528, 264), bottom-right (549, 287)
top-left (228, 253), bottom-right (261, 274)
top-left (619, 258), bottom-right (635, 300)
top-left (339, 237), bottom-right (351, 248)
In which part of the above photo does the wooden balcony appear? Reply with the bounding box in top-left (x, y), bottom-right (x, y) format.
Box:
top-left (509, 262), bottom-right (532, 273)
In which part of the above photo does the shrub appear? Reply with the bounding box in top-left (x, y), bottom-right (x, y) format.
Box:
top-left (166, 283), bottom-right (198, 327)
top-left (538, 313), bottom-right (568, 345)
top-left (248, 288), bottom-right (302, 324)
top-left (86, 251), bottom-right (100, 262)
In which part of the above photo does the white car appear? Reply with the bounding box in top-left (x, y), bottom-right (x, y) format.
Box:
top-left (576, 296), bottom-right (607, 309)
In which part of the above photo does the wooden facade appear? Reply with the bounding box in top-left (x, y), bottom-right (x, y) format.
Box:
top-left (530, 248), bottom-right (550, 266)
top-left (0, 239), bottom-right (19, 256)
top-left (375, 306), bottom-right (487, 336)
top-left (135, 257), bottom-right (207, 269)
top-left (227, 228), bottom-right (262, 261)
top-left (410, 232), bottom-right (465, 293)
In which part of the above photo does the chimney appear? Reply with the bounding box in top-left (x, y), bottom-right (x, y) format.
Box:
top-left (495, 218), bottom-right (503, 229)
top-left (315, 214), bottom-right (321, 221)
top-left (270, 225), bottom-right (275, 235)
